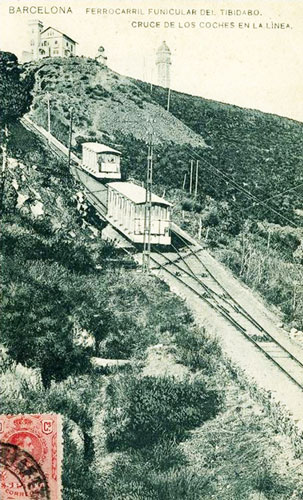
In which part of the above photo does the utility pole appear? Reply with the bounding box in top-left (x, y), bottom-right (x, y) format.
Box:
top-left (46, 93), bottom-right (51, 138)
top-left (189, 160), bottom-right (193, 194)
top-left (142, 134), bottom-right (153, 273)
top-left (167, 87), bottom-right (171, 112)
top-left (198, 217), bottom-right (202, 239)
top-left (194, 160), bottom-right (199, 199)
top-left (68, 107), bottom-right (73, 170)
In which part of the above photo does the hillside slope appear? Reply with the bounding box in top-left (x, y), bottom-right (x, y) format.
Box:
top-left (24, 57), bottom-right (205, 148)
top-left (136, 80), bottom-right (303, 223)
top-left (24, 56), bottom-right (303, 227)
top-left (20, 56), bottom-right (303, 330)
top-left (2, 121), bottom-right (303, 500)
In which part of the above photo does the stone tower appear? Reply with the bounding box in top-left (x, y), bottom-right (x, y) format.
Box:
top-left (156, 41), bottom-right (171, 88)
top-left (28, 19), bottom-right (43, 60)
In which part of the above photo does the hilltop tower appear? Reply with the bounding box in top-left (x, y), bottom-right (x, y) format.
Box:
top-left (156, 41), bottom-right (171, 88)
top-left (28, 19), bottom-right (43, 60)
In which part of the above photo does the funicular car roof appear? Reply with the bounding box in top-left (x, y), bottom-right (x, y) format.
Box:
top-left (82, 142), bottom-right (121, 155)
top-left (107, 182), bottom-right (172, 206)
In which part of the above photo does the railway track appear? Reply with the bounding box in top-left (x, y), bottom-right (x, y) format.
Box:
top-left (21, 116), bottom-right (303, 395)
top-left (150, 231), bottom-right (303, 393)
top-left (72, 165), bottom-right (108, 215)
top-left (21, 116), bottom-right (109, 217)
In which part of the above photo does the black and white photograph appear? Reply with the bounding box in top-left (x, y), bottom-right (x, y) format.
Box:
top-left (0, 0), bottom-right (303, 498)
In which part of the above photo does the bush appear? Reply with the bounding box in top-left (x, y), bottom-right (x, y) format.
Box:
top-left (0, 228), bottom-right (95, 274)
top-left (102, 439), bottom-right (212, 500)
top-left (104, 374), bottom-right (222, 451)
top-left (175, 327), bottom-right (222, 374)
top-left (86, 84), bottom-right (110, 99)
top-left (251, 466), bottom-right (294, 499)
top-left (103, 454), bottom-right (209, 500)
top-left (181, 198), bottom-right (202, 213)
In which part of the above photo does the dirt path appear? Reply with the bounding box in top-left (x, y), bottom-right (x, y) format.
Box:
top-left (146, 241), bottom-right (303, 432)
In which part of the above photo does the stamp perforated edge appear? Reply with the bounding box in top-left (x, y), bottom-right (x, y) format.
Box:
top-left (0, 413), bottom-right (63, 500)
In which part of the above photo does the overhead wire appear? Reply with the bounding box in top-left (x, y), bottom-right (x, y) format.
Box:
top-left (185, 147), bottom-right (299, 228)
top-left (240, 182), bottom-right (303, 215)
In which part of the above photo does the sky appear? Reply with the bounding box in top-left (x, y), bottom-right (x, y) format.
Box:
top-left (0, 0), bottom-right (302, 122)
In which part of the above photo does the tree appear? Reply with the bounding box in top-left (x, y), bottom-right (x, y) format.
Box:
top-left (1, 277), bottom-right (93, 389)
top-left (0, 51), bottom-right (34, 210)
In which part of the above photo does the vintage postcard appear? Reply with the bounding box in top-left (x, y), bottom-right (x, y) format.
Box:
top-left (0, 0), bottom-right (303, 498)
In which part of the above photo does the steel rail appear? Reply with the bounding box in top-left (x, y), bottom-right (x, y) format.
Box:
top-left (171, 230), bottom-right (303, 373)
top-left (21, 117), bottom-right (303, 392)
top-left (152, 245), bottom-right (258, 329)
top-left (173, 230), bottom-right (265, 331)
top-left (150, 251), bottom-right (303, 393)
top-left (150, 253), bottom-right (248, 334)
top-left (170, 241), bottom-right (267, 334)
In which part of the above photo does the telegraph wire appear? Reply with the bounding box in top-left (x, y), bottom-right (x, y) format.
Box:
top-left (185, 147), bottom-right (299, 229)
top-left (240, 182), bottom-right (303, 215)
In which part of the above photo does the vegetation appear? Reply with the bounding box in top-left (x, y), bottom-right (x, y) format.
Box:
top-left (132, 80), bottom-right (303, 329)
top-left (1, 54), bottom-right (303, 499)
top-left (136, 79), bottom-right (303, 225)
top-left (0, 51), bottom-right (34, 211)
top-left (26, 55), bottom-right (302, 329)
top-left (105, 374), bottom-right (222, 450)
top-left (0, 51), bottom-right (33, 128)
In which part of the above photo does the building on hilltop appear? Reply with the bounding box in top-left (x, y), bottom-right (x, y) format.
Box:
top-left (156, 41), bottom-right (171, 88)
top-left (22, 19), bottom-right (77, 62)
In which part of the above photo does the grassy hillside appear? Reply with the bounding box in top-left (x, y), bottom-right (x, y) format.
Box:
top-left (135, 80), bottom-right (303, 224)
top-left (24, 56), bottom-right (303, 226)
top-left (22, 56), bottom-right (303, 329)
top-left (1, 124), bottom-right (303, 499)
top-left (24, 57), bottom-right (205, 149)
top-left (2, 65), bottom-right (303, 498)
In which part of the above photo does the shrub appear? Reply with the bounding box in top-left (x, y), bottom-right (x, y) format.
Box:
top-left (181, 198), bottom-right (202, 213)
top-left (174, 327), bottom-right (222, 374)
top-left (202, 208), bottom-right (220, 227)
top-left (102, 447), bottom-right (209, 500)
top-left (1, 228), bottom-right (95, 273)
top-left (104, 374), bottom-right (222, 451)
top-left (251, 466), bottom-right (294, 499)
top-left (86, 84), bottom-right (110, 99)
top-left (138, 439), bottom-right (186, 472)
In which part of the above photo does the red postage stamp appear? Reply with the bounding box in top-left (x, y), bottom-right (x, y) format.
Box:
top-left (0, 414), bottom-right (62, 499)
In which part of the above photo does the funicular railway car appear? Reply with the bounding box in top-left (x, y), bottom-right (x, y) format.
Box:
top-left (107, 182), bottom-right (171, 245)
top-left (82, 142), bottom-right (121, 180)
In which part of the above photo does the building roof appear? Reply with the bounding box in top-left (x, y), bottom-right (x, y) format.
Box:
top-left (82, 142), bottom-right (121, 155)
top-left (40, 26), bottom-right (78, 44)
top-left (107, 182), bottom-right (172, 206)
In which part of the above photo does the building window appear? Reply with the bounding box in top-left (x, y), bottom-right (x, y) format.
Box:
top-left (30, 39), bottom-right (34, 46)
top-left (53, 50), bottom-right (59, 54)
top-left (71, 45), bottom-right (73, 52)
top-left (55, 40), bottom-right (58, 44)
